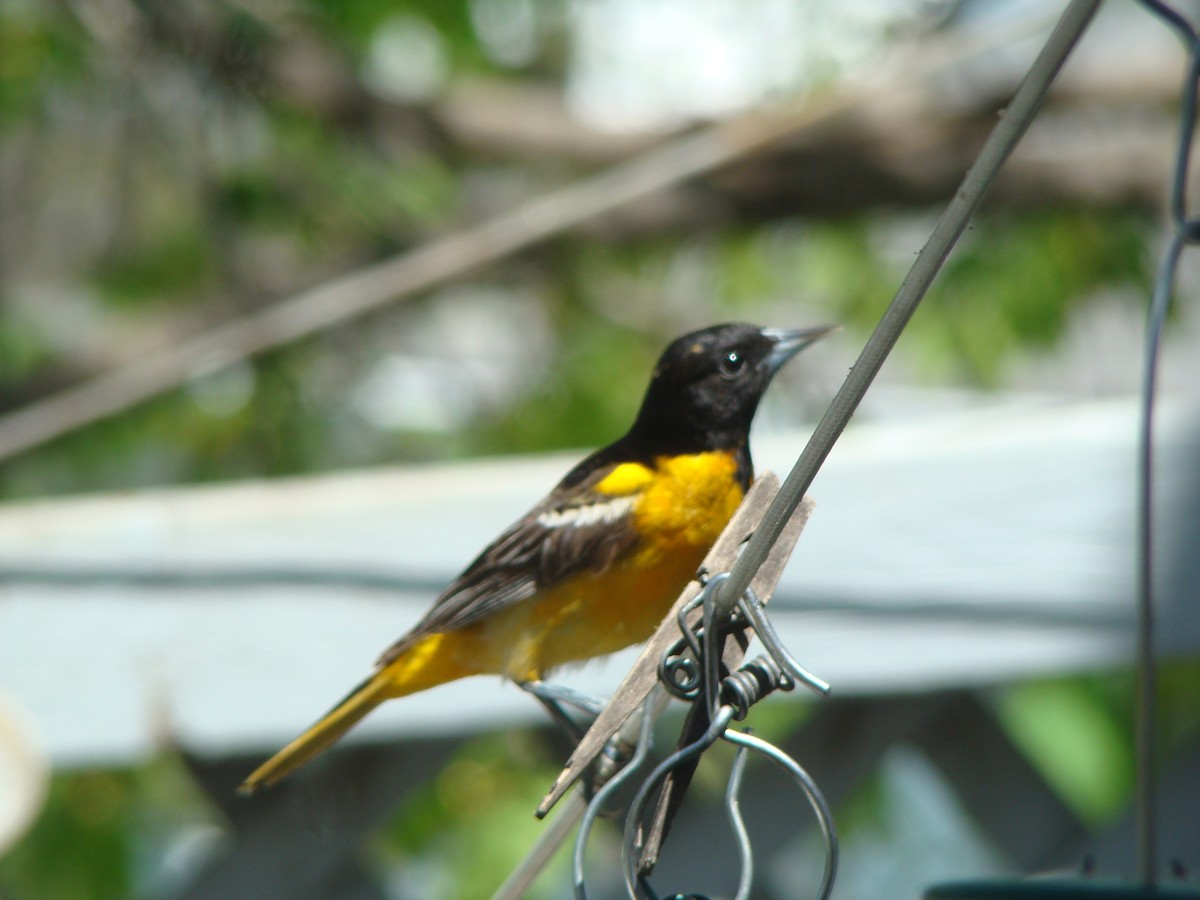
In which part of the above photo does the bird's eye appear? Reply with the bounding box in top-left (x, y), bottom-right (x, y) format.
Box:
top-left (718, 350), bottom-right (746, 378)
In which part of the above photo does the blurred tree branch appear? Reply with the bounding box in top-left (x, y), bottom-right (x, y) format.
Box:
top-left (0, 101), bottom-right (836, 463)
top-left (0, 3), bottom-right (1176, 463)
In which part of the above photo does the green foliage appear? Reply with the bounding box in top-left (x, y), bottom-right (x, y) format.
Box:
top-left (0, 4), bottom-right (88, 121)
top-left (0, 344), bottom-right (374, 498)
top-left (719, 230), bottom-right (794, 310)
top-left (1157, 657), bottom-right (1200, 756)
top-left (217, 172), bottom-right (295, 227)
top-left (0, 752), bottom-right (220, 900)
top-left (996, 676), bottom-right (1136, 823)
top-left (94, 228), bottom-right (215, 308)
top-left (834, 768), bottom-right (892, 836)
top-left (256, 112), bottom-right (458, 245)
top-left (0, 771), bottom-right (135, 900)
top-left (783, 210), bottom-right (1151, 386)
top-left (0, 313), bottom-right (52, 386)
top-left (472, 314), bottom-right (662, 456)
top-left (735, 693), bottom-right (813, 746)
top-left (301, 0), bottom-right (489, 70)
top-left (921, 212), bottom-right (1150, 384)
top-left (375, 731), bottom-right (566, 899)
top-left (995, 662), bottom-right (1200, 826)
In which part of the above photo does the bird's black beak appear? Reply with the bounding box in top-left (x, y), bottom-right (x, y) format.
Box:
top-left (761, 325), bottom-right (838, 374)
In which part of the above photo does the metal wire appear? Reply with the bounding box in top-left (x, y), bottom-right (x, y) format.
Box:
top-left (620, 707), bottom-right (735, 899)
top-left (574, 702), bottom-right (659, 900)
top-left (1132, 1), bottom-right (1200, 887)
top-left (737, 588), bottom-right (831, 697)
top-left (614, 683), bottom-right (838, 900)
top-left (596, 571), bottom-right (836, 899)
top-left (722, 728), bottom-right (838, 900)
top-left (724, 744), bottom-right (754, 900)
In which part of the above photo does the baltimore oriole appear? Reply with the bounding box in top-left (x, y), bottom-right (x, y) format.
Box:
top-left (239, 322), bottom-right (832, 793)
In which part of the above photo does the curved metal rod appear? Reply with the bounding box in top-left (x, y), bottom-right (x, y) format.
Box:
top-left (725, 743), bottom-right (754, 900)
top-left (573, 702), bottom-right (659, 900)
top-left (661, 594), bottom-right (706, 699)
top-left (739, 589), bottom-right (832, 697)
top-left (699, 573), bottom-right (727, 717)
top-left (722, 728), bottom-right (839, 900)
top-left (1130, 3), bottom-right (1200, 884)
top-left (621, 707), bottom-right (735, 897)
top-left (1139, 0), bottom-right (1198, 46)
top-left (676, 592), bottom-right (705, 661)
top-left (620, 707), bottom-right (837, 900)
top-left (658, 571), bottom-right (732, 708)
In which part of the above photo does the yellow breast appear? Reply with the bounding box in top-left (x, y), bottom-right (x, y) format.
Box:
top-left (625, 452), bottom-right (745, 550)
top-left (502, 451), bottom-right (746, 679)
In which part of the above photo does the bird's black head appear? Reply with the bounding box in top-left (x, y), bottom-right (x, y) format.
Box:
top-left (628, 322), bottom-right (834, 455)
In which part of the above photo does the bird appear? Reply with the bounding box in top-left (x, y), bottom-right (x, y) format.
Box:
top-left (239, 322), bottom-right (833, 794)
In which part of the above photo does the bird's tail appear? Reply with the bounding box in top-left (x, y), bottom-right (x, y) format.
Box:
top-left (238, 671), bottom-right (391, 795)
top-left (238, 632), bottom-right (476, 794)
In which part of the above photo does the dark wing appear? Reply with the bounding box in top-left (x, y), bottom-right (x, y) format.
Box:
top-left (378, 461), bottom-right (641, 665)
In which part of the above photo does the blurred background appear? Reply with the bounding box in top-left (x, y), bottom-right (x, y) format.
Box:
top-left (2, 0), bottom-right (1200, 897)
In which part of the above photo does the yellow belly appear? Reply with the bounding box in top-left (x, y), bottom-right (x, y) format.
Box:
top-left (494, 450), bottom-right (745, 680)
